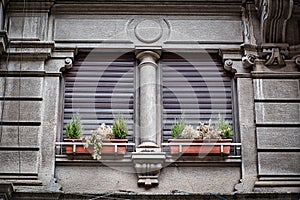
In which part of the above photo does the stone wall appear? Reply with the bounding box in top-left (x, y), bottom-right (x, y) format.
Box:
top-left (0, 0), bottom-right (299, 199)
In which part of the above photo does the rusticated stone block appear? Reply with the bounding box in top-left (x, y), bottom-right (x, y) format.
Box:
top-left (257, 127), bottom-right (300, 149)
top-left (254, 79), bottom-right (300, 99)
top-left (0, 77), bottom-right (43, 97)
top-left (0, 126), bottom-right (40, 146)
top-left (8, 15), bottom-right (48, 40)
top-left (255, 103), bottom-right (300, 124)
top-left (0, 151), bottom-right (38, 173)
top-left (5, 60), bottom-right (44, 71)
top-left (0, 101), bottom-right (41, 122)
top-left (258, 152), bottom-right (300, 175)
top-left (54, 18), bottom-right (128, 41)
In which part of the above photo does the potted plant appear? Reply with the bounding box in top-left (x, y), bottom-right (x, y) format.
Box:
top-left (168, 115), bottom-right (233, 156)
top-left (64, 113), bottom-right (89, 154)
top-left (84, 115), bottom-right (128, 160)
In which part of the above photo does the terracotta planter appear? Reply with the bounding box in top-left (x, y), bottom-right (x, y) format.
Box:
top-left (64, 138), bottom-right (90, 155)
top-left (168, 139), bottom-right (232, 155)
top-left (101, 139), bottom-right (128, 155)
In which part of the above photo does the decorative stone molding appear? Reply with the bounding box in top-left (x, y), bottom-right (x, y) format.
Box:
top-left (131, 152), bottom-right (166, 188)
top-left (0, 31), bottom-right (8, 55)
top-left (134, 20), bottom-right (163, 43)
top-left (219, 49), bottom-right (242, 73)
top-left (241, 44), bottom-right (258, 69)
top-left (60, 58), bottom-right (73, 72)
top-left (260, 43), bottom-right (289, 67)
top-left (7, 41), bottom-right (54, 60)
top-left (224, 59), bottom-right (236, 73)
top-left (128, 18), bottom-right (170, 45)
top-left (255, 0), bottom-right (293, 43)
top-left (292, 55), bottom-right (300, 69)
top-left (242, 54), bottom-right (256, 69)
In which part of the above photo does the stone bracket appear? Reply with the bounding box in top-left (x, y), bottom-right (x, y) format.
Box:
top-left (0, 31), bottom-right (8, 55)
top-left (131, 152), bottom-right (166, 188)
top-left (259, 43), bottom-right (289, 67)
top-left (241, 44), bottom-right (258, 69)
top-left (219, 49), bottom-right (242, 74)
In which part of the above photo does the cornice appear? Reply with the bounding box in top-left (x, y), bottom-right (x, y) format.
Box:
top-left (51, 2), bottom-right (243, 16)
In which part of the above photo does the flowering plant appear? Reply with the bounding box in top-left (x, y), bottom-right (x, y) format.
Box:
top-left (171, 116), bottom-right (233, 140)
top-left (84, 123), bottom-right (113, 160)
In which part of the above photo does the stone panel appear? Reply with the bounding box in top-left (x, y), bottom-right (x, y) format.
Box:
top-left (54, 18), bottom-right (129, 41)
top-left (258, 152), bottom-right (300, 175)
top-left (0, 126), bottom-right (40, 146)
top-left (257, 127), bottom-right (300, 149)
top-left (6, 60), bottom-right (44, 71)
top-left (0, 77), bottom-right (43, 97)
top-left (56, 166), bottom-right (240, 194)
top-left (0, 101), bottom-right (41, 122)
top-left (254, 79), bottom-right (300, 99)
top-left (255, 103), bottom-right (300, 124)
top-left (0, 151), bottom-right (38, 173)
top-left (167, 19), bottom-right (243, 43)
top-left (8, 15), bottom-right (48, 40)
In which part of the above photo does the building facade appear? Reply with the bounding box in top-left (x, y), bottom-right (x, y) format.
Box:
top-left (0, 0), bottom-right (299, 199)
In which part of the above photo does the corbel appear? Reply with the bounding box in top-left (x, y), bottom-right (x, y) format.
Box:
top-left (292, 55), bottom-right (300, 70)
top-left (219, 49), bottom-right (242, 74)
top-left (241, 44), bottom-right (258, 69)
top-left (259, 43), bottom-right (289, 67)
top-left (60, 57), bottom-right (73, 72)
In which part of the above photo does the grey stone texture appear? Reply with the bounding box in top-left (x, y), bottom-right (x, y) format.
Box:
top-left (0, 77), bottom-right (43, 97)
top-left (257, 127), bottom-right (300, 149)
top-left (8, 15), bottom-right (48, 40)
top-left (0, 151), bottom-right (38, 173)
top-left (254, 79), bottom-right (300, 99)
top-left (235, 78), bottom-right (258, 192)
top-left (255, 103), bottom-right (300, 124)
top-left (0, 126), bottom-right (40, 146)
top-left (56, 166), bottom-right (240, 194)
top-left (258, 152), bottom-right (300, 175)
top-left (0, 101), bottom-right (41, 122)
top-left (0, 0), bottom-right (299, 197)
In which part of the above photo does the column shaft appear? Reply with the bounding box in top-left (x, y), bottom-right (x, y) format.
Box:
top-left (136, 51), bottom-right (160, 146)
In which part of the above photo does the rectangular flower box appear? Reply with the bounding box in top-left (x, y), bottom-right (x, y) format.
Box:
top-left (64, 138), bottom-right (90, 155)
top-left (64, 138), bottom-right (128, 155)
top-left (168, 139), bottom-right (232, 155)
top-left (101, 139), bottom-right (128, 155)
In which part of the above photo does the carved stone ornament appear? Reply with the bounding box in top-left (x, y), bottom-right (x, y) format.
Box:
top-left (261, 44), bottom-right (289, 67)
top-left (60, 58), bottom-right (73, 72)
top-left (256, 0), bottom-right (293, 43)
top-left (222, 59), bottom-right (236, 74)
top-left (242, 54), bottom-right (256, 69)
top-left (131, 152), bottom-right (166, 188)
top-left (292, 55), bottom-right (300, 68)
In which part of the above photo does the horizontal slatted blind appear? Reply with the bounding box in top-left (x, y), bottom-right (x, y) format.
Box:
top-left (64, 52), bottom-right (135, 142)
top-left (162, 53), bottom-right (233, 142)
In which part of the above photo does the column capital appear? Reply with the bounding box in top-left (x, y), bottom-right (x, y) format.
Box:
top-left (135, 50), bottom-right (161, 65)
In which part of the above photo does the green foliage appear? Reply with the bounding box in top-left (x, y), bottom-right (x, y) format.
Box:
top-left (171, 118), bottom-right (185, 138)
top-left (65, 113), bottom-right (82, 139)
top-left (112, 115), bottom-right (128, 139)
top-left (216, 114), bottom-right (233, 139)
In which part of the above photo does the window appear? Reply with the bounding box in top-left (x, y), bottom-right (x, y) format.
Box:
top-left (62, 51), bottom-right (235, 146)
top-left (63, 52), bottom-right (135, 143)
top-left (161, 53), bottom-right (233, 142)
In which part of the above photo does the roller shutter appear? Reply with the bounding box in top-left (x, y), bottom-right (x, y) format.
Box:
top-left (162, 52), bottom-right (233, 142)
top-left (63, 52), bottom-right (135, 142)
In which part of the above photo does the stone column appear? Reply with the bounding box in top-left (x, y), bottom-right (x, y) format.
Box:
top-left (136, 50), bottom-right (160, 147)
